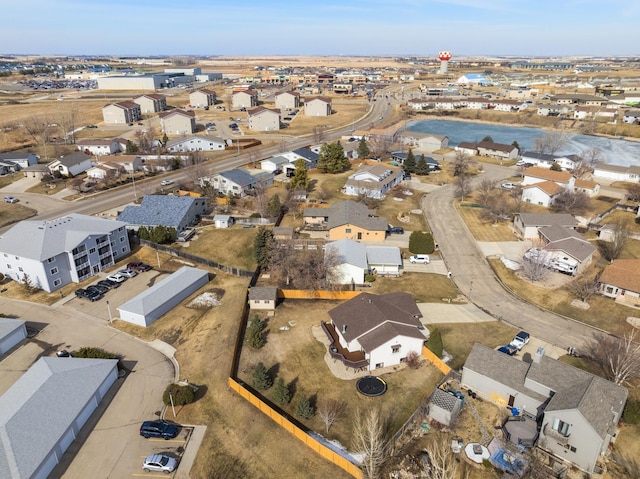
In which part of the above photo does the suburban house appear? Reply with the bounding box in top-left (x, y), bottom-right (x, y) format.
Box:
top-left (102, 101), bottom-right (141, 124)
top-left (398, 132), bottom-right (449, 152)
top-left (0, 357), bottom-right (120, 479)
top-left (344, 163), bottom-right (403, 199)
top-left (203, 168), bottom-right (273, 197)
top-left (101, 154), bottom-right (142, 173)
top-left (552, 94), bottom-right (607, 106)
top-left (574, 178), bottom-right (600, 197)
top-left (281, 147), bottom-right (319, 170)
top-left (0, 152), bottom-right (38, 170)
top-left (118, 266), bottom-right (209, 327)
top-left (455, 141), bottom-right (480, 157)
top-left (275, 90), bottom-right (300, 110)
top-left (0, 214), bottom-right (131, 292)
top-left (598, 259), bottom-right (640, 307)
top-left (166, 135), bottom-right (226, 152)
top-left (303, 200), bottom-right (388, 241)
top-left (0, 317), bottom-right (27, 358)
top-left (139, 154), bottom-right (184, 173)
top-left (133, 93), bottom-right (167, 113)
top-left (622, 109), bottom-right (640, 124)
top-left (260, 155), bottom-right (290, 173)
top-left (593, 162), bottom-right (640, 183)
top-left (86, 162), bottom-right (124, 180)
top-left (326, 239), bottom-right (403, 283)
top-left (232, 89), bottom-right (259, 110)
top-left (247, 106), bottom-right (281, 131)
top-left (512, 213), bottom-right (578, 240)
top-left (520, 152), bottom-right (577, 170)
top-left (462, 343), bottom-right (627, 473)
top-left (248, 286), bottom-right (278, 312)
top-left (390, 151), bottom-right (440, 171)
top-left (159, 109), bottom-right (196, 135)
top-left (533, 225), bottom-right (596, 274)
top-left (476, 141), bottom-right (519, 160)
top-left (117, 195), bottom-right (208, 233)
top-left (325, 292), bottom-right (429, 370)
top-left (76, 138), bottom-right (121, 156)
top-left (189, 88), bottom-right (217, 108)
top-left (521, 167), bottom-right (575, 206)
top-left (521, 181), bottom-right (565, 207)
top-left (304, 96), bottom-right (332, 116)
top-left (47, 152), bottom-right (93, 177)
top-left (491, 99), bottom-right (525, 112)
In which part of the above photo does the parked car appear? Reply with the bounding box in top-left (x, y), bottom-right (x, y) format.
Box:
top-left (387, 226), bottom-right (404, 234)
top-left (75, 288), bottom-right (102, 301)
top-left (510, 331), bottom-right (530, 350)
top-left (56, 349), bottom-right (72, 357)
top-left (4, 196), bottom-right (18, 203)
top-left (142, 454), bottom-right (177, 473)
top-left (87, 284), bottom-right (109, 295)
top-left (409, 254), bottom-right (430, 264)
top-left (118, 268), bottom-right (138, 278)
top-left (97, 279), bottom-right (119, 289)
top-left (497, 344), bottom-right (518, 356)
top-left (127, 261), bottom-right (151, 272)
top-left (160, 179), bottom-right (173, 186)
top-left (86, 124), bottom-right (98, 129)
top-left (107, 272), bottom-right (126, 283)
top-left (139, 420), bottom-right (179, 440)
top-left (501, 182), bottom-right (517, 190)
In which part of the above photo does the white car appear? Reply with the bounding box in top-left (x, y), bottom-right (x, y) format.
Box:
top-left (160, 179), bottom-right (174, 186)
top-left (409, 255), bottom-right (430, 264)
top-left (142, 454), bottom-right (177, 473)
top-left (4, 196), bottom-right (18, 203)
top-left (509, 331), bottom-right (530, 350)
top-left (118, 268), bottom-right (137, 278)
top-left (106, 272), bottom-right (126, 283)
top-left (501, 182), bottom-right (517, 190)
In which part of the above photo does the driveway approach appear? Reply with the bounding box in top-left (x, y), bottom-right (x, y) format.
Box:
top-left (423, 163), bottom-right (597, 350)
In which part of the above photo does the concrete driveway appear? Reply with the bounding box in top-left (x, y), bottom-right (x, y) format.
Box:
top-left (478, 240), bottom-right (533, 263)
top-left (0, 296), bottom-right (176, 479)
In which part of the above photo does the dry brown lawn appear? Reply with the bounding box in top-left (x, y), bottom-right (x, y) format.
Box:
top-left (0, 198), bottom-right (37, 229)
top-left (371, 273), bottom-right (459, 303)
top-left (596, 210), bottom-right (640, 234)
top-left (455, 202), bottom-right (515, 242)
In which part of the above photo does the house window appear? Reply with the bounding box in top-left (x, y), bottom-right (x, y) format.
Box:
top-left (391, 345), bottom-right (401, 354)
top-left (89, 248), bottom-right (96, 254)
top-left (18, 267), bottom-right (23, 272)
top-left (375, 362), bottom-right (384, 369)
top-left (47, 257), bottom-right (55, 263)
top-left (122, 247), bottom-right (127, 253)
top-left (50, 267), bottom-right (58, 275)
top-left (552, 418), bottom-right (570, 436)
top-left (113, 251), bottom-right (118, 257)
top-left (120, 236), bottom-right (126, 242)
top-left (53, 279), bottom-right (62, 287)
top-left (570, 446), bottom-right (576, 453)
top-left (345, 228), bottom-right (352, 233)
top-left (6, 264), bottom-right (11, 269)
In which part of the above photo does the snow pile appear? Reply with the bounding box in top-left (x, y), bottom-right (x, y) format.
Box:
top-left (308, 432), bottom-right (361, 465)
top-left (187, 291), bottom-right (221, 309)
top-left (500, 257), bottom-right (521, 271)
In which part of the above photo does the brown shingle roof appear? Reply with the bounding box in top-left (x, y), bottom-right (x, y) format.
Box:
top-left (575, 178), bottom-right (597, 189)
top-left (599, 259), bottom-right (640, 294)
top-left (524, 166), bottom-right (572, 183)
top-left (159, 109), bottom-right (195, 119)
top-left (522, 180), bottom-right (563, 196)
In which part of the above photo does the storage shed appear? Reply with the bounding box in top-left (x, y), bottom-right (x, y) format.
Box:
top-left (213, 214), bottom-right (234, 229)
top-left (429, 388), bottom-right (464, 427)
top-left (248, 287), bottom-right (278, 312)
top-left (0, 318), bottom-right (27, 357)
top-left (117, 267), bottom-right (209, 327)
top-left (0, 357), bottom-right (118, 479)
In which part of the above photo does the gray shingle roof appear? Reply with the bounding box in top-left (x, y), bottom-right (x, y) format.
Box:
top-left (515, 213), bottom-right (577, 228)
top-left (545, 237), bottom-right (596, 262)
top-left (326, 239), bottom-right (368, 269)
top-left (0, 318), bottom-right (26, 344)
top-left (366, 246), bottom-right (402, 266)
top-left (327, 200), bottom-right (388, 231)
top-left (0, 357), bottom-right (118, 479)
top-left (56, 151), bottom-right (92, 167)
top-left (521, 151), bottom-right (565, 163)
top-left (117, 195), bottom-right (205, 231)
top-left (0, 214), bottom-right (128, 261)
top-left (248, 286), bottom-right (278, 301)
top-left (430, 388), bottom-right (461, 412)
top-left (217, 168), bottom-right (257, 187)
top-left (538, 225), bottom-right (583, 243)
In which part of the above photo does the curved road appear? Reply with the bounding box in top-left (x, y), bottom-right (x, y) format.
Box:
top-left (423, 163), bottom-right (596, 350)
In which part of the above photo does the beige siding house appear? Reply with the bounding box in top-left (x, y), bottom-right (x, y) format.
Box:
top-left (189, 89), bottom-right (217, 108)
top-left (232, 90), bottom-right (259, 110)
top-left (275, 91), bottom-right (300, 110)
top-left (247, 106), bottom-right (281, 131)
top-left (133, 94), bottom-right (167, 113)
top-left (159, 109), bottom-right (196, 135)
top-left (305, 96), bottom-right (332, 116)
top-left (102, 101), bottom-right (142, 124)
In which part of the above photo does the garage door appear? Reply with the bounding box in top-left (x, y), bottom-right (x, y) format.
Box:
top-left (76, 398), bottom-right (96, 429)
top-left (32, 451), bottom-right (58, 479)
top-left (59, 427), bottom-right (75, 454)
top-left (98, 369), bottom-right (117, 398)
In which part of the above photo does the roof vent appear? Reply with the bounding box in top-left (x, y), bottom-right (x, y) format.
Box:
top-left (342, 324), bottom-right (347, 334)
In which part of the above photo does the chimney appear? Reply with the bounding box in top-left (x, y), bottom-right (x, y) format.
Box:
top-left (342, 324), bottom-right (347, 334)
top-left (533, 347), bottom-right (545, 364)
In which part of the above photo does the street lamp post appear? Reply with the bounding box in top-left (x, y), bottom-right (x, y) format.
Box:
top-left (131, 169), bottom-right (137, 201)
top-left (106, 300), bottom-right (112, 324)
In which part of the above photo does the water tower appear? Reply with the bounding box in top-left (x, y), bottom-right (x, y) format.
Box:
top-left (438, 51), bottom-right (452, 74)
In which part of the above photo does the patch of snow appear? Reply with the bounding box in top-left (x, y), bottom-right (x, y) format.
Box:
top-left (410, 209), bottom-right (423, 214)
top-left (308, 432), bottom-right (361, 465)
top-left (187, 291), bottom-right (221, 309)
top-left (500, 257), bottom-right (521, 271)
top-left (393, 197), bottom-right (404, 201)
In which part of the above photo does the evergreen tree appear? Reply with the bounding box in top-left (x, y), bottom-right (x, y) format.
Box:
top-left (357, 137), bottom-right (370, 159)
top-left (137, 226), bottom-right (150, 240)
top-left (247, 315), bottom-right (266, 349)
top-left (512, 140), bottom-right (520, 153)
top-left (272, 377), bottom-right (292, 405)
top-left (125, 140), bottom-right (139, 154)
top-left (482, 135), bottom-right (494, 143)
top-left (162, 133), bottom-right (169, 147)
top-left (550, 162), bottom-right (562, 171)
top-left (295, 395), bottom-right (314, 419)
top-left (252, 362), bottom-right (273, 390)
top-left (317, 141), bottom-right (349, 173)
top-left (268, 194), bottom-right (282, 218)
top-left (289, 158), bottom-right (310, 190)
top-left (409, 231), bottom-right (435, 254)
top-left (253, 227), bottom-right (273, 269)
top-left (415, 155), bottom-right (429, 175)
top-left (403, 149), bottom-right (416, 173)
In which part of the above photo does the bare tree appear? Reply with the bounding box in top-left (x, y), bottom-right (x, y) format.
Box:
top-left (452, 150), bottom-right (472, 176)
top-left (419, 437), bottom-right (464, 479)
top-left (567, 275), bottom-right (598, 302)
top-left (317, 398), bottom-right (345, 433)
top-left (533, 131), bottom-right (568, 154)
top-left (479, 194), bottom-right (510, 224)
top-left (57, 105), bottom-right (81, 144)
top-left (453, 174), bottom-right (471, 201)
top-left (598, 221), bottom-right (629, 262)
top-left (352, 408), bottom-right (387, 479)
top-left (69, 177), bottom-right (84, 193)
top-left (521, 247), bottom-right (551, 282)
top-left (184, 151), bottom-right (213, 189)
top-left (572, 147), bottom-right (603, 178)
top-left (550, 189), bottom-right (590, 215)
top-left (475, 177), bottom-right (498, 206)
top-left (368, 134), bottom-right (392, 159)
top-left (252, 183), bottom-right (269, 218)
top-left (626, 183), bottom-right (640, 202)
top-left (584, 329), bottom-right (640, 385)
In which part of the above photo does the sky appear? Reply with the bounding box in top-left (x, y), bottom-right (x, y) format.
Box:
top-left (2, 0), bottom-right (639, 57)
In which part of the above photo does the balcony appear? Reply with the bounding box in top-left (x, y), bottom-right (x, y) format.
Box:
top-left (320, 321), bottom-right (368, 371)
top-left (543, 423), bottom-right (570, 445)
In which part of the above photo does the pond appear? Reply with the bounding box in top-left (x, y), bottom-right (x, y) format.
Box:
top-left (407, 119), bottom-right (640, 167)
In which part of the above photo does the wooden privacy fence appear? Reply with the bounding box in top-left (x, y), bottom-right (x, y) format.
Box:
top-left (421, 344), bottom-right (452, 375)
top-left (228, 378), bottom-right (363, 479)
top-left (279, 289), bottom-right (362, 300)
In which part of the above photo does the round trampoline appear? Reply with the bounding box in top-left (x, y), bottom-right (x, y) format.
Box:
top-left (356, 376), bottom-right (387, 397)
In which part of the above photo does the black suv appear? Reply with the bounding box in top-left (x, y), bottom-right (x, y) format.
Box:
top-left (140, 420), bottom-right (179, 440)
top-left (127, 261), bottom-right (152, 272)
top-left (75, 288), bottom-right (102, 301)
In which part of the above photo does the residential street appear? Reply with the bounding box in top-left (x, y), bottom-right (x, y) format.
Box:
top-left (423, 163), bottom-right (599, 351)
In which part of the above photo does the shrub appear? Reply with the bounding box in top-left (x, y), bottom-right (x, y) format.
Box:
top-left (163, 383), bottom-right (195, 406)
top-left (623, 399), bottom-right (640, 425)
top-left (409, 231), bottom-right (434, 254)
top-left (405, 350), bottom-right (421, 369)
top-left (425, 328), bottom-right (443, 358)
top-left (74, 346), bottom-right (119, 359)
top-left (364, 274), bottom-right (376, 283)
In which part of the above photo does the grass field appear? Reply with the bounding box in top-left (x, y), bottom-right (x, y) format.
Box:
top-left (0, 201), bottom-right (38, 229)
top-left (179, 225), bottom-right (258, 271)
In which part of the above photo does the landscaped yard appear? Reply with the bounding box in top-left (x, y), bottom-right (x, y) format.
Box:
top-left (371, 273), bottom-right (459, 303)
top-left (178, 225), bottom-right (258, 271)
